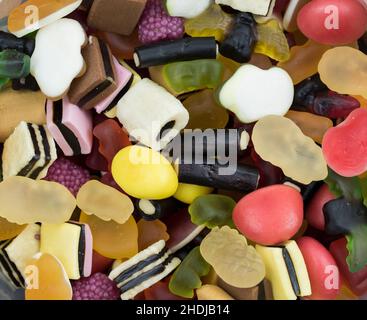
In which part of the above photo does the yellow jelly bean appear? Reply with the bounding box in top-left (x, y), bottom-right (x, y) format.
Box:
top-left (111, 146), bottom-right (178, 200)
top-left (173, 183), bottom-right (213, 204)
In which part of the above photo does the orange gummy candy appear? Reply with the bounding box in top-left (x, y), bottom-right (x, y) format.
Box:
top-left (79, 212), bottom-right (138, 260)
top-left (0, 217), bottom-right (25, 241)
top-left (25, 253), bottom-right (72, 300)
top-left (137, 219), bottom-right (170, 251)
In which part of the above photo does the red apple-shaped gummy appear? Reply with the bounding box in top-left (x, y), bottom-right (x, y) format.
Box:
top-left (297, 0), bottom-right (367, 45)
top-left (322, 108), bottom-right (367, 177)
top-left (233, 185), bottom-right (303, 245)
top-left (297, 237), bottom-right (340, 300)
top-left (306, 184), bottom-right (335, 231)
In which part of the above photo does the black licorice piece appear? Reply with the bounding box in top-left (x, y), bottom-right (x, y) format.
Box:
top-left (134, 37), bottom-right (218, 68)
top-left (292, 74), bottom-right (327, 109)
top-left (12, 75), bottom-right (39, 91)
top-left (177, 162), bottom-right (259, 192)
top-left (219, 12), bottom-right (257, 63)
top-left (135, 197), bottom-right (182, 221)
top-left (282, 247), bottom-right (301, 297)
top-left (0, 31), bottom-right (35, 56)
top-left (323, 197), bottom-right (367, 235)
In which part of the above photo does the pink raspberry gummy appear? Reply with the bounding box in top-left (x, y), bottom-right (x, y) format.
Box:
top-left (72, 273), bottom-right (120, 300)
top-left (43, 157), bottom-right (90, 196)
top-left (138, 0), bottom-right (184, 44)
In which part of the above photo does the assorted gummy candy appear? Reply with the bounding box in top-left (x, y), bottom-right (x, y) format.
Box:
top-left (1, 0), bottom-right (367, 301)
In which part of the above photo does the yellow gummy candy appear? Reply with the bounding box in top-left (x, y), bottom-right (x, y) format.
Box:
top-left (318, 47), bottom-right (367, 99)
top-left (112, 146), bottom-right (178, 200)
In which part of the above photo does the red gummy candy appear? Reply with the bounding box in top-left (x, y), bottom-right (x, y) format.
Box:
top-left (233, 185), bottom-right (304, 245)
top-left (93, 119), bottom-right (131, 171)
top-left (329, 238), bottom-right (367, 296)
top-left (306, 184), bottom-right (335, 231)
top-left (297, 0), bottom-right (367, 45)
top-left (91, 250), bottom-right (114, 274)
top-left (144, 278), bottom-right (188, 300)
top-left (297, 237), bottom-right (340, 300)
top-left (322, 108), bottom-right (367, 177)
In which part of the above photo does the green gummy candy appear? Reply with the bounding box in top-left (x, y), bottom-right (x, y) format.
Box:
top-left (188, 194), bottom-right (236, 229)
top-left (163, 59), bottom-right (223, 94)
top-left (0, 50), bottom-right (30, 79)
top-left (169, 247), bottom-right (211, 298)
top-left (346, 224), bottom-right (367, 273)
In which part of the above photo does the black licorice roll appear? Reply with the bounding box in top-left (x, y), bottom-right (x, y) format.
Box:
top-left (177, 162), bottom-right (259, 192)
top-left (135, 197), bottom-right (183, 221)
top-left (0, 31), bottom-right (35, 56)
top-left (12, 75), bottom-right (40, 91)
top-left (134, 37), bottom-right (218, 68)
top-left (219, 12), bottom-right (257, 63)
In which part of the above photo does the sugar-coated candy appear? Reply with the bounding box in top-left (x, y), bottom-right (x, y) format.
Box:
top-left (8, 0), bottom-right (82, 37)
top-left (30, 18), bottom-right (87, 100)
top-left (297, 0), bottom-right (367, 45)
top-left (109, 240), bottom-right (181, 300)
top-left (136, 197), bottom-right (182, 221)
top-left (318, 47), bottom-right (367, 99)
top-left (164, 208), bottom-right (206, 253)
top-left (215, 0), bottom-right (274, 16)
top-left (150, 59), bottom-right (223, 96)
top-left (233, 185), bottom-right (303, 245)
top-left (137, 219), bottom-right (170, 251)
top-left (134, 37), bottom-right (217, 69)
top-left (252, 115), bottom-right (328, 184)
top-left (285, 110), bottom-right (333, 144)
top-left (116, 79), bottom-right (189, 151)
top-left (0, 224), bottom-right (40, 288)
top-left (256, 240), bottom-right (311, 300)
top-left (219, 13), bottom-right (257, 64)
top-left (169, 246), bottom-right (210, 298)
top-left (25, 253), bottom-right (72, 300)
top-left (283, 0), bottom-right (310, 32)
top-left (0, 50), bottom-right (30, 79)
top-left (254, 19), bottom-right (290, 62)
top-left (278, 40), bottom-right (331, 85)
top-left (67, 36), bottom-right (118, 110)
top-left (43, 157), bottom-right (91, 197)
top-left (2, 121), bottom-right (57, 180)
top-left (112, 146), bottom-right (178, 200)
top-left (46, 97), bottom-right (93, 156)
top-left (183, 90), bottom-right (229, 130)
top-left (0, 88), bottom-right (45, 143)
top-left (219, 65), bottom-right (294, 123)
top-left (40, 222), bottom-right (93, 280)
top-left (138, 0), bottom-right (184, 44)
top-left (297, 237), bottom-right (340, 300)
top-left (200, 226), bottom-right (265, 288)
top-left (322, 108), bottom-right (367, 177)
top-left (80, 213), bottom-right (138, 260)
top-left (305, 184), bottom-right (335, 231)
top-left (184, 4), bottom-right (233, 42)
top-left (188, 195), bottom-right (235, 229)
top-left (0, 176), bottom-right (76, 224)
top-left (93, 119), bottom-right (131, 170)
top-left (173, 183), bottom-right (213, 205)
top-left (77, 180), bottom-right (134, 224)
top-left (165, 0), bottom-right (212, 19)
top-left (87, 0), bottom-right (147, 36)
top-left (196, 284), bottom-right (234, 300)
top-left (0, 217), bottom-right (25, 242)
top-left (177, 162), bottom-right (259, 193)
top-left (72, 273), bottom-right (120, 300)
top-left (330, 238), bottom-right (367, 296)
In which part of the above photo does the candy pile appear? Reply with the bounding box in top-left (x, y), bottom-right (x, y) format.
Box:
top-left (0, 0), bottom-right (367, 301)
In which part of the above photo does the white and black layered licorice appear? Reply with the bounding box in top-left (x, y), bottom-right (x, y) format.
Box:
top-left (135, 197), bottom-right (183, 221)
top-left (0, 224), bottom-right (40, 288)
top-left (2, 121), bottom-right (57, 180)
top-left (109, 240), bottom-right (181, 300)
top-left (256, 241), bottom-right (311, 300)
top-left (176, 162), bottom-right (259, 193)
top-left (0, 31), bottom-right (35, 55)
top-left (219, 12), bottom-right (257, 63)
top-left (134, 37), bottom-right (218, 68)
